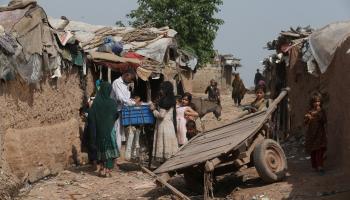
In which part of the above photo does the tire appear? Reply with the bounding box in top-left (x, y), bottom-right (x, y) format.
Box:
top-left (253, 139), bottom-right (287, 183)
top-left (183, 168), bottom-right (204, 194)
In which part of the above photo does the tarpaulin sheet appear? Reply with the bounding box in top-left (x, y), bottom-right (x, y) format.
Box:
top-left (136, 38), bottom-right (173, 63)
top-left (309, 21), bottom-right (350, 73)
top-left (0, 7), bottom-right (29, 31)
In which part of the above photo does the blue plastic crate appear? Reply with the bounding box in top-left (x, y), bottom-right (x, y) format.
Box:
top-left (121, 105), bottom-right (155, 126)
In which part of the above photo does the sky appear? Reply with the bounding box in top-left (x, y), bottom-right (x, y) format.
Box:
top-left (2, 0), bottom-right (349, 86)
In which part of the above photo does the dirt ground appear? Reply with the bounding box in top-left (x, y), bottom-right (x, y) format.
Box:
top-left (16, 93), bottom-right (350, 200)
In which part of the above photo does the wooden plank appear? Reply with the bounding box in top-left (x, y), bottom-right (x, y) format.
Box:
top-left (192, 116), bottom-right (265, 144)
top-left (156, 132), bottom-right (255, 171)
top-left (162, 144), bottom-right (232, 167)
top-left (176, 142), bottom-right (234, 158)
top-left (205, 158), bottom-right (222, 172)
top-left (192, 121), bottom-right (259, 142)
top-left (155, 150), bottom-right (227, 174)
top-left (201, 110), bottom-right (266, 133)
top-left (197, 112), bottom-right (265, 138)
top-left (189, 122), bottom-right (260, 146)
top-left (187, 123), bottom-right (260, 147)
top-left (176, 127), bottom-right (257, 158)
top-left (141, 167), bottom-right (190, 200)
top-left (178, 122), bottom-right (261, 154)
top-left (159, 143), bottom-right (232, 167)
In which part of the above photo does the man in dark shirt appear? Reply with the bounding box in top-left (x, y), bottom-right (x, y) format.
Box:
top-left (205, 79), bottom-right (221, 105)
top-left (254, 69), bottom-right (264, 87)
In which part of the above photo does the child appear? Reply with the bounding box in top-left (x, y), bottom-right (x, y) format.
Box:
top-left (186, 120), bottom-right (199, 140)
top-left (176, 93), bottom-right (199, 146)
top-left (205, 79), bottom-right (221, 105)
top-left (150, 81), bottom-right (178, 165)
top-left (304, 92), bottom-right (327, 174)
top-left (125, 95), bottom-right (143, 161)
top-left (175, 95), bottom-right (182, 108)
top-left (243, 86), bottom-right (267, 113)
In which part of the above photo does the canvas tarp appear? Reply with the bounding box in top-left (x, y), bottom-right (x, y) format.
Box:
top-left (0, 1), bottom-right (62, 83)
top-left (0, 7), bottom-right (30, 31)
top-left (135, 37), bottom-right (173, 63)
top-left (176, 49), bottom-right (198, 71)
top-left (309, 21), bottom-right (350, 73)
top-left (0, 0), bottom-right (36, 12)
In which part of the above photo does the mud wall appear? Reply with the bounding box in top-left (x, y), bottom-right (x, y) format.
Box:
top-left (286, 59), bottom-right (320, 134)
top-left (287, 38), bottom-right (350, 174)
top-left (192, 66), bottom-right (230, 94)
top-left (0, 68), bottom-right (94, 184)
top-left (324, 37), bottom-right (350, 174)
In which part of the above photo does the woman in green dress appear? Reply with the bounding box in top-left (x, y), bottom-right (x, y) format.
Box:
top-left (88, 81), bottom-right (119, 177)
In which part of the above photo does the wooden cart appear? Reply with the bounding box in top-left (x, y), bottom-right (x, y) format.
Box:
top-left (153, 89), bottom-right (290, 199)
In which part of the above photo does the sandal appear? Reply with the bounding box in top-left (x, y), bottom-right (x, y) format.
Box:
top-left (98, 169), bottom-right (106, 177)
top-left (94, 164), bottom-right (101, 173)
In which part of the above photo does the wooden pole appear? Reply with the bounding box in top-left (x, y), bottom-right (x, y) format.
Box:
top-left (146, 81), bottom-right (151, 102)
top-left (141, 166), bottom-right (191, 200)
top-left (205, 158), bottom-right (222, 172)
top-left (175, 54), bottom-right (186, 94)
top-left (99, 65), bottom-right (102, 80)
top-left (108, 68), bottom-right (111, 83)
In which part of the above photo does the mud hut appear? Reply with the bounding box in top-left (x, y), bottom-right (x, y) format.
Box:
top-left (0, 1), bottom-right (195, 198)
top-left (0, 1), bottom-right (88, 198)
top-left (220, 54), bottom-right (241, 87)
top-left (265, 22), bottom-right (350, 174)
top-left (49, 18), bottom-right (196, 98)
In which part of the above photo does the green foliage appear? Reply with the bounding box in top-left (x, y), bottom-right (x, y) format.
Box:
top-left (115, 20), bottom-right (126, 27)
top-left (126, 0), bottom-right (224, 64)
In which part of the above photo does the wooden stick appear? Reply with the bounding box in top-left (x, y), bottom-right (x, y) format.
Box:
top-left (108, 68), bottom-right (111, 83)
top-left (175, 54), bottom-right (186, 93)
top-left (205, 158), bottom-right (221, 172)
top-left (146, 81), bottom-right (151, 102)
top-left (141, 166), bottom-right (191, 200)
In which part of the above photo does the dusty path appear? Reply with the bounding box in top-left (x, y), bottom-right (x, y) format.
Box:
top-left (17, 93), bottom-right (350, 200)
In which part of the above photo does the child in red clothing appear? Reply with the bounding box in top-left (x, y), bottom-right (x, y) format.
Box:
top-left (304, 93), bottom-right (327, 175)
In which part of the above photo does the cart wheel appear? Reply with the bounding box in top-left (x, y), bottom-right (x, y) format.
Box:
top-left (183, 168), bottom-right (204, 194)
top-left (253, 139), bottom-right (287, 183)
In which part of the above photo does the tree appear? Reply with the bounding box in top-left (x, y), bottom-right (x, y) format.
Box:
top-left (127, 0), bottom-right (224, 64)
top-left (115, 20), bottom-right (126, 27)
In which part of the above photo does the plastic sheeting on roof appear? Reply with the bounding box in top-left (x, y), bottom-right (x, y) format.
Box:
top-left (135, 37), bottom-right (173, 63)
top-left (48, 18), bottom-right (177, 64)
top-left (309, 21), bottom-right (350, 73)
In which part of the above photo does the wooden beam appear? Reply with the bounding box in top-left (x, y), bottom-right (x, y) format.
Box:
top-left (205, 158), bottom-right (222, 172)
top-left (108, 68), bottom-right (111, 83)
top-left (175, 54), bottom-right (186, 93)
top-left (141, 166), bottom-right (190, 200)
top-left (99, 65), bottom-right (102, 80)
top-left (146, 81), bottom-right (151, 102)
